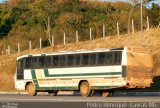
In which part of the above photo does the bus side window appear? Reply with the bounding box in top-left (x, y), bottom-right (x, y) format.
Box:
top-left (89, 53), bottom-right (96, 66)
top-left (75, 54), bottom-right (81, 66)
top-left (32, 57), bottom-right (38, 69)
top-left (25, 57), bottom-right (31, 69)
top-left (45, 56), bottom-right (52, 68)
top-left (67, 55), bottom-right (74, 67)
top-left (38, 56), bottom-right (45, 68)
top-left (98, 53), bottom-right (105, 65)
top-left (82, 54), bottom-right (89, 66)
top-left (52, 56), bottom-right (59, 67)
top-left (117, 51), bottom-right (122, 64)
top-left (59, 55), bottom-right (66, 67)
top-left (114, 51), bottom-right (122, 65)
top-left (106, 52), bottom-right (113, 65)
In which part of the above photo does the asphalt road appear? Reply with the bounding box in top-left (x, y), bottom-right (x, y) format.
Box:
top-left (0, 92), bottom-right (160, 108)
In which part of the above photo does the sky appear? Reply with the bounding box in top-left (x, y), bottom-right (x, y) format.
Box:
top-left (0, 0), bottom-right (7, 3)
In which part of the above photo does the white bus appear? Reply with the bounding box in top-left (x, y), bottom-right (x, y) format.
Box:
top-left (15, 47), bottom-right (153, 97)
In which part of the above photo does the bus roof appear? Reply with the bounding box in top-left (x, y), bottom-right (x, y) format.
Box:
top-left (16, 47), bottom-right (126, 60)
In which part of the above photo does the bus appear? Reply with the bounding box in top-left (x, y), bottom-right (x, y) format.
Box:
top-left (15, 47), bottom-right (153, 97)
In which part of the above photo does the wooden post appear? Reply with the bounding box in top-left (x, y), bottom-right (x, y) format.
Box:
top-left (40, 38), bottom-right (42, 49)
top-left (131, 19), bottom-right (135, 34)
top-left (63, 33), bottom-right (66, 45)
top-left (76, 30), bottom-right (78, 43)
top-left (103, 25), bottom-right (105, 38)
top-left (90, 28), bottom-right (92, 40)
top-left (8, 45), bottom-right (10, 54)
top-left (47, 16), bottom-right (51, 45)
top-left (158, 22), bottom-right (160, 29)
top-left (52, 35), bottom-right (54, 46)
top-left (29, 41), bottom-right (32, 50)
top-left (147, 16), bottom-right (150, 31)
top-left (117, 22), bottom-right (120, 37)
top-left (18, 43), bottom-right (20, 53)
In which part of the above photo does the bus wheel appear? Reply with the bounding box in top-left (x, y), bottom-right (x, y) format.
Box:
top-left (101, 91), bottom-right (110, 97)
top-left (26, 83), bottom-right (37, 96)
top-left (48, 91), bottom-right (57, 96)
top-left (80, 81), bottom-right (92, 97)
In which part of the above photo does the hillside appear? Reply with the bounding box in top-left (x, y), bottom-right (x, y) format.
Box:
top-left (0, 28), bottom-right (160, 91)
top-left (0, 0), bottom-right (160, 54)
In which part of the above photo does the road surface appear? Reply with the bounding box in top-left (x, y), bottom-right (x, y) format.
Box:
top-left (0, 92), bottom-right (160, 108)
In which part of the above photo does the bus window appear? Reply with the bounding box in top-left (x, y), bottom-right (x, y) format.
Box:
top-left (32, 57), bottom-right (38, 69)
top-left (106, 52), bottom-right (113, 65)
top-left (52, 56), bottom-right (59, 67)
top-left (25, 57), bottom-right (31, 69)
top-left (45, 56), bottom-right (52, 68)
top-left (17, 59), bottom-right (25, 79)
top-left (67, 55), bottom-right (74, 67)
top-left (17, 59), bottom-right (25, 69)
top-left (89, 53), bottom-right (96, 66)
top-left (75, 54), bottom-right (81, 66)
top-left (82, 54), bottom-right (89, 66)
top-left (98, 53), bottom-right (105, 65)
top-left (59, 55), bottom-right (66, 67)
top-left (38, 56), bottom-right (45, 68)
top-left (114, 51), bottom-right (122, 65)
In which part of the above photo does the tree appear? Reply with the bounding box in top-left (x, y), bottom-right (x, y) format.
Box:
top-left (127, 0), bottom-right (153, 34)
top-left (149, 3), bottom-right (160, 27)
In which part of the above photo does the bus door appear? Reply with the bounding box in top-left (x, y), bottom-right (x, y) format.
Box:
top-left (17, 58), bottom-right (25, 80)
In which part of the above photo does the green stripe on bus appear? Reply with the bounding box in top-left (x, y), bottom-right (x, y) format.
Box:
top-left (44, 69), bottom-right (121, 77)
top-left (31, 69), bottom-right (40, 89)
top-left (31, 69), bottom-right (78, 90)
top-left (31, 70), bottom-right (120, 90)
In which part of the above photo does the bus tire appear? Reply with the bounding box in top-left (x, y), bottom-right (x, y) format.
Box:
top-left (80, 81), bottom-right (92, 97)
top-left (48, 91), bottom-right (57, 96)
top-left (101, 91), bottom-right (110, 97)
top-left (26, 83), bottom-right (37, 96)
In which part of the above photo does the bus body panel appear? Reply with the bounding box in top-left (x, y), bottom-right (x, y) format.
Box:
top-left (125, 47), bottom-right (153, 88)
top-left (15, 47), bottom-right (153, 92)
top-left (15, 66), bottom-right (127, 90)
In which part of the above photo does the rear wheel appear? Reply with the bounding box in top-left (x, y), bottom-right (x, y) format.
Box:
top-left (80, 81), bottom-right (92, 97)
top-left (48, 91), bottom-right (58, 96)
top-left (101, 91), bottom-right (110, 97)
top-left (26, 83), bottom-right (37, 96)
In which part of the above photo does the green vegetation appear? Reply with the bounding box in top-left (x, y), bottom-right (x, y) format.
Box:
top-left (0, 0), bottom-right (159, 53)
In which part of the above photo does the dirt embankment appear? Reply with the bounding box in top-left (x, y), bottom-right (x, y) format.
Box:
top-left (0, 28), bottom-right (160, 91)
